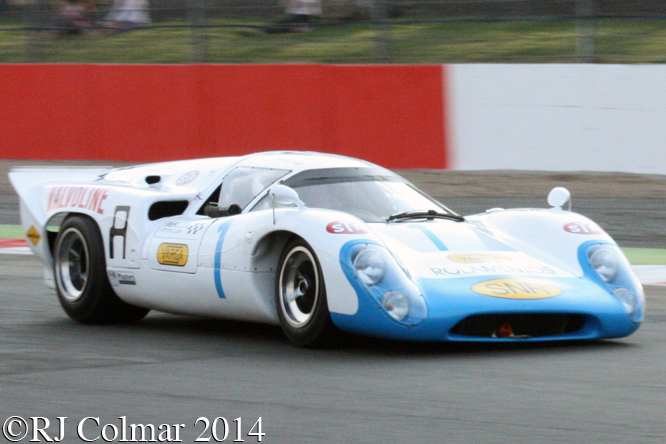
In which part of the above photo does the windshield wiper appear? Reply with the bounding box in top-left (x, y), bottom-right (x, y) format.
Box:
top-left (386, 209), bottom-right (465, 223)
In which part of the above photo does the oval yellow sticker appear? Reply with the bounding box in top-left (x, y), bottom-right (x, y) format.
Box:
top-left (157, 243), bottom-right (189, 266)
top-left (472, 278), bottom-right (562, 299)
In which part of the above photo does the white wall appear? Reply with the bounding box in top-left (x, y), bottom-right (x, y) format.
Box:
top-left (449, 64), bottom-right (666, 174)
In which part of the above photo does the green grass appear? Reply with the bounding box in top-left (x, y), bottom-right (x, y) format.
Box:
top-left (3, 17), bottom-right (666, 63)
top-left (622, 248), bottom-right (666, 266)
top-left (0, 224), bottom-right (24, 239)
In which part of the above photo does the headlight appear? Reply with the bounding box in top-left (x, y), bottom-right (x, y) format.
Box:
top-left (353, 249), bottom-right (386, 285)
top-left (344, 242), bottom-right (428, 326)
top-left (613, 288), bottom-right (636, 314)
top-left (585, 243), bottom-right (645, 324)
top-left (613, 288), bottom-right (642, 323)
top-left (382, 291), bottom-right (409, 321)
top-left (589, 246), bottom-right (619, 282)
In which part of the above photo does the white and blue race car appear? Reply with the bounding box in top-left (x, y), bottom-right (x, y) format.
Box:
top-left (9, 151), bottom-right (644, 346)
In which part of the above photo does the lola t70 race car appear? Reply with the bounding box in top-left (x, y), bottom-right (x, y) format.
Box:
top-left (9, 151), bottom-right (644, 346)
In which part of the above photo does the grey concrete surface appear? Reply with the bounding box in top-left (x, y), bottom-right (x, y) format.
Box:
top-left (1, 254), bottom-right (665, 444)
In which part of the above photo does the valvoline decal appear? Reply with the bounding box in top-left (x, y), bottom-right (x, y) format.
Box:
top-left (45, 186), bottom-right (109, 214)
top-left (326, 221), bottom-right (369, 235)
top-left (564, 222), bottom-right (603, 235)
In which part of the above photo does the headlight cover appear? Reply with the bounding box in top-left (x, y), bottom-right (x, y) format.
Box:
top-left (382, 291), bottom-right (410, 321)
top-left (589, 246), bottom-right (619, 283)
top-left (585, 243), bottom-right (645, 323)
top-left (346, 243), bottom-right (427, 326)
top-left (353, 249), bottom-right (387, 285)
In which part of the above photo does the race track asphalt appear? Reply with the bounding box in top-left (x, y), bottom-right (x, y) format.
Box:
top-left (1, 254), bottom-right (666, 444)
top-left (2, 163), bottom-right (666, 443)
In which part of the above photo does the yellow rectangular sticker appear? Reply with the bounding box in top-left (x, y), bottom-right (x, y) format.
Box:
top-left (157, 243), bottom-right (188, 266)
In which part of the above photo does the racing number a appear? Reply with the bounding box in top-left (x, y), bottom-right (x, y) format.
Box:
top-left (110, 205), bottom-right (131, 259)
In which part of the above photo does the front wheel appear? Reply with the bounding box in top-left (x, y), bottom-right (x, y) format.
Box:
top-left (53, 216), bottom-right (149, 324)
top-left (276, 238), bottom-right (335, 347)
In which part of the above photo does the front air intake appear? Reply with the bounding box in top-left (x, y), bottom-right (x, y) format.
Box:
top-left (450, 313), bottom-right (586, 338)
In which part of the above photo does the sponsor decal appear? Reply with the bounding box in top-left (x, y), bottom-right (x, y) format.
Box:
top-left (26, 226), bottom-right (41, 246)
top-left (157, 243), bottom-right (189, 266)
top-left (448, 254), bottom-right (511, 264)
top-left (431, 264), bottom-right (556, 277)
top-left (46, 186), bottom-right (109, 214)
top-left (326, 221), bottom-right (369, 235)
top-left (118, 272), bottom-right (136, 285)
top-left (472, 278), bottom-right (562, 299)
top-left (108, 270), bottom-right (136, 286)
top-left (186, 222), bottom-right (206, 236)
top-left (564, 222), bottom-right (603, 235)
top-left (175, 171), bottom-right (199, 186)
top-left (161, 221), bottom-right (181, 233)
top-left (159, 221), bottom-right (206, 237)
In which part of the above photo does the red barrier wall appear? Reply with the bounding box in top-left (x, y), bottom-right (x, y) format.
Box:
top-left (0, 64), bottom-right (447, 169)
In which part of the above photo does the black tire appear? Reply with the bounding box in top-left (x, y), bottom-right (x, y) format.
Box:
top-left (53, 216), bottom-right (149, 324)
top-left (276, 238), bottom-right (335, 347)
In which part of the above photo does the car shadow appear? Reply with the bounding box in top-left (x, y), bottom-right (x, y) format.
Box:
top-left (42, 311), bottom-right (639, 359)
top-left (119, 312), bottom-right (639, 357)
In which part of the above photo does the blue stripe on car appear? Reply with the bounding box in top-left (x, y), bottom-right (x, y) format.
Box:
top-left (214, 219), bottom-right (234, 298)
top-left (408, 225), bottom-right (448, 251)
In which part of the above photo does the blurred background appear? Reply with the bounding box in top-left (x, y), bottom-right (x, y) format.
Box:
top-left (2, 0), bottom-right (666, 64)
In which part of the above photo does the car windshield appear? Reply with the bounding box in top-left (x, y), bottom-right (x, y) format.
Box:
top-left (276, 167), bottom-right (458, 223)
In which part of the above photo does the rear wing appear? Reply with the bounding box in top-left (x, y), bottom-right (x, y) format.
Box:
top-left (8, 166), bottom-right (112, 287)
top-left (9, 165), bottom-right (112, 233)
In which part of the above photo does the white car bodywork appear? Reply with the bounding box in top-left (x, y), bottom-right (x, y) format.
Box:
top-left (10, 151), bottom-right (644, 344)
top-left (11, 153), bottom-right (377, 323)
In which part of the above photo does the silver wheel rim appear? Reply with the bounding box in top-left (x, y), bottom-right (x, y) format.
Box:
top-left (279, 246), bottom-right (319, 328)
top-left (55, 227), bottom-right (90, 302)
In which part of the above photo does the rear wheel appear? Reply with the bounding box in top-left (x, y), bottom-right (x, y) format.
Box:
top-left (276, 238), bottom-right (334, 347)
top-left (53, 216), bottom-right (149, 324)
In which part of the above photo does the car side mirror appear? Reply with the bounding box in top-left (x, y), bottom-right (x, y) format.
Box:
top-left (269, 185), bottom-right (305, 225)
top-left (270, 185), bottom-right (305, 208)
top-left (548, 187), bottom-right (571, 211)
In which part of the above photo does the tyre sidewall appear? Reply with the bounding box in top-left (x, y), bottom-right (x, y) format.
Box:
top-left (53, 216), bottom-right (147, 323)
top-left (276, 238), bottom-right (333, 347)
